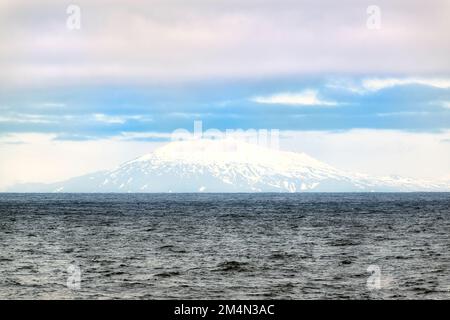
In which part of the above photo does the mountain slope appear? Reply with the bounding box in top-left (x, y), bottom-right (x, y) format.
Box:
top-left (8, 139), bottom-right (450, 192)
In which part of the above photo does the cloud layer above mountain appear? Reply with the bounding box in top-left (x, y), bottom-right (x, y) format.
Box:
top-left (1, 0), bottom-right (450, 86)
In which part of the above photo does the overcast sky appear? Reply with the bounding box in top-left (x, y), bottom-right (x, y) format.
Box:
top-left (0, 0), bottom-right (449, 189)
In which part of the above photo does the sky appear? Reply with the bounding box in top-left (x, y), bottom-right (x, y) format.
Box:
top-left (1, 0), bottom-right (450, 189)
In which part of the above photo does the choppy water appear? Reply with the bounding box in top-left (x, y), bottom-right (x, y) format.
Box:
top-left (0, 193), bottom-right (449, 299)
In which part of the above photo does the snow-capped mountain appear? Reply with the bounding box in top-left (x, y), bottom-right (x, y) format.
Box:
top-left (8, 139), bottom-right (450, 192)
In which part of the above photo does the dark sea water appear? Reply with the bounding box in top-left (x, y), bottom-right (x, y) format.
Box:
top-left (0, 193), bottom-right (449, 300)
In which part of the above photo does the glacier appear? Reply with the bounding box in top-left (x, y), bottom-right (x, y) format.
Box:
top-left (7, 138), bottom-right (450, 193)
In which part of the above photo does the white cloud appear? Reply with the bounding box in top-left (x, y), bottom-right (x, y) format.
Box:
top-left (37, 102), bottom-right (66, 108)
top-left (375, 111), bottom-right (430, 117)
top-left (0, 114), bottom-right (55, 124)
top-left (92, 113), bottom-right (153, 124)
top-left (439, 101), bottom-right (450, 109)
top-left (251, 90), bottom-right (338, 106)
top-left (0, 112), bottom-right (153, 125)
top-left (93, 113), bottom-right (126, 124)
top-left (327, 77), bottom-right (450, 94)
top-left (362, 78), bottom-right (450, 91)
top-left (119, 131), bottom-right (174, 140)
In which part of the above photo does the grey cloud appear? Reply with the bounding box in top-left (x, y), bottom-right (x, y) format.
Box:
top-left (1, 0), bottom-right (450, 87)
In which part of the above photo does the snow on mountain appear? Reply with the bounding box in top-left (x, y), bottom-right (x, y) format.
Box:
top-left (7, 138), bottom-right (450, 192)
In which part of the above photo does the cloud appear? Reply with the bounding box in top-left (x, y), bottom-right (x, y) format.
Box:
top-left (37, 102), bottom-right (66, 108)
top-left (91, 113), bottom-right (154, 124)
top-left (93, 113), bottom-right (127, 124)
top-left (251, 90), bottom-right (338, 106)
top-left (375, 111), bottom-right (430, 117)
top-left (439, 101), bottom-right (450, 109)
top-left (327, 77), bottom-right (450, 94)
top-left (53, 134), bottom-right (104, 141)
top-left (0, 113), bottom-right (55, 124)
top-left (2, 0), bottom-right (450, 86)
top-left (361, 78), bottom-right (450, 92)
top-left (119, 131), bottom-right (174, 141)
top-left (0, 111), bottom-right (153, 126)
top-left (1, 78), bottom-right (450, 138)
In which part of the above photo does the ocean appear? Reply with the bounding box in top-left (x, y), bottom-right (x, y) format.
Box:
top-left (0, 193), bottom-right (449, 299)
